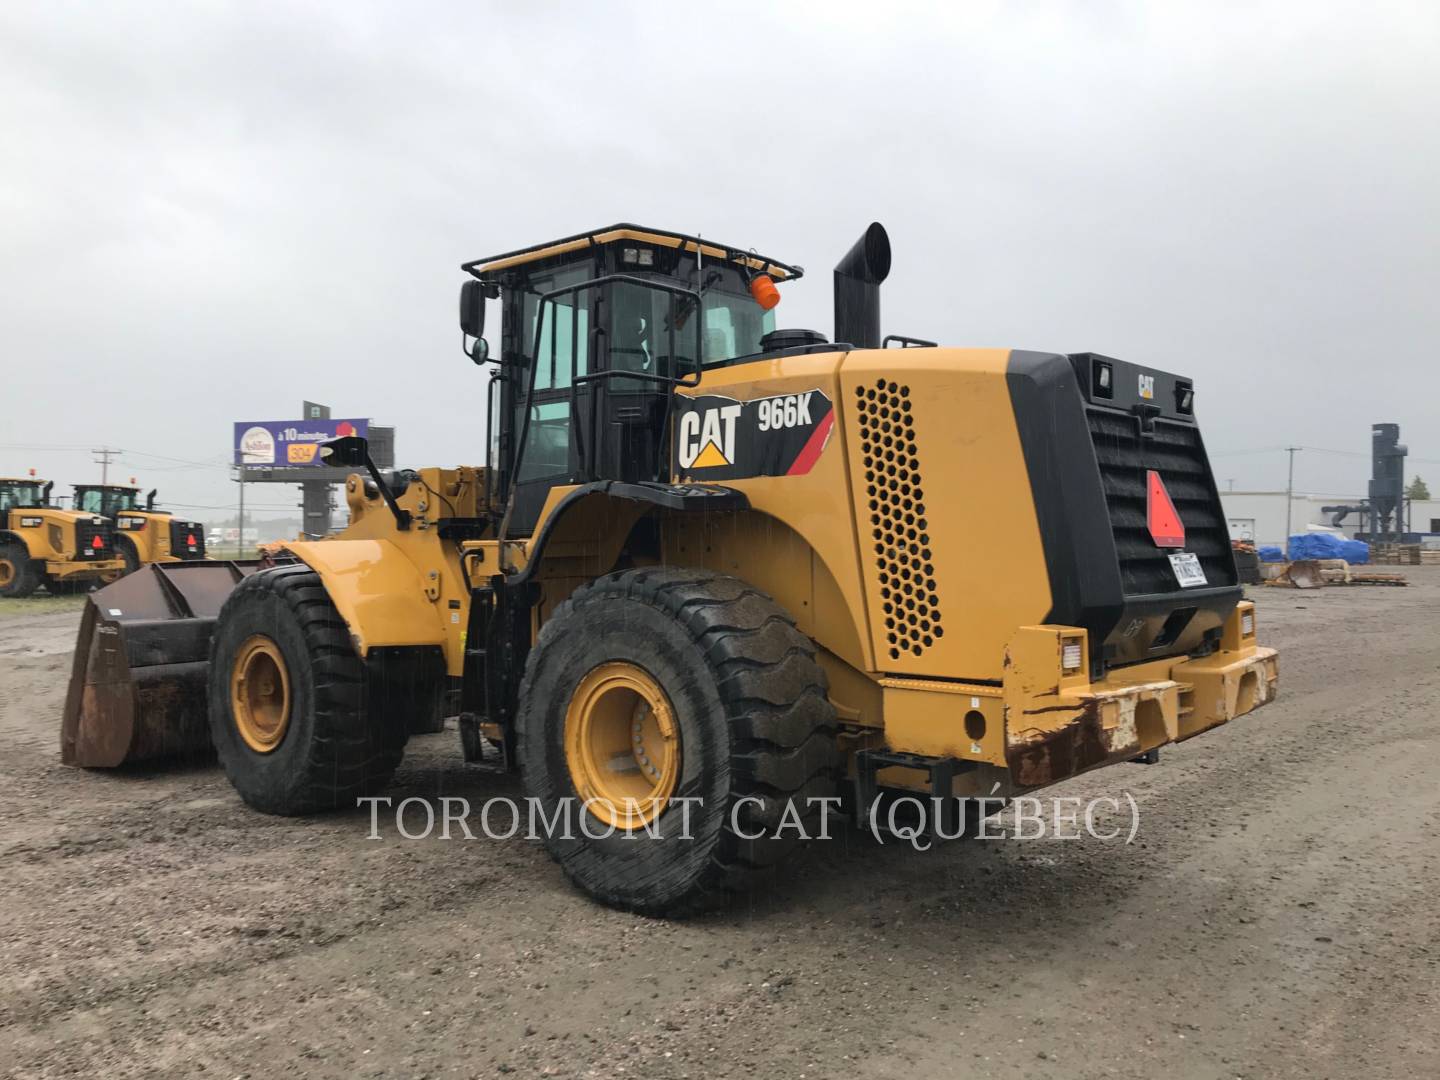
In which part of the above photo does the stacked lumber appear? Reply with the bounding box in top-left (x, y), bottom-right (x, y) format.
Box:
top-left (1372, 543), bottom-right (1422, 565)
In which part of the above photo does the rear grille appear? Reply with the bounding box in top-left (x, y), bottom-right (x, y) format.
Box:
top-left (854, 378), bottom-right (944, 660)
top-left (73, 520), bottom-right (113, 560)
top-left (1085, 409), bottom-right (1235, 595)
top-left (169, 520), bottom-right (206, 559)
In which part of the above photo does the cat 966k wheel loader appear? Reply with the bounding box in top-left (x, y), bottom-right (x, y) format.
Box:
top-left (62, 223), bottom-right (1277, 913)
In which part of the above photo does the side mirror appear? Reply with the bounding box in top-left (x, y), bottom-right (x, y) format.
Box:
top-left (459, 280), bottom-right (487, 338)
top-left (322, 436), bottom-right (412, 531)
top-left (460, 280), bottom-right (498, 364)
top-left (319, 435), bottom-right (370, 468)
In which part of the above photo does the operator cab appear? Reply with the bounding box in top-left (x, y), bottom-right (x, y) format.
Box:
top-left (0, 479), bottom-right (48, 515)
top-left (460, 225), bottom-right (805, 534)
top-left (72, 484), bottom-right (146, 518)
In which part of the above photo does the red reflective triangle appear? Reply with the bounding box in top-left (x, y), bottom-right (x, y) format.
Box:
top-left (91, 534), bottom-right (104, 549)
top-left (186, 533), bottom-right (196, 546)
top-left (1146, 470), bottom-right (1185, 548)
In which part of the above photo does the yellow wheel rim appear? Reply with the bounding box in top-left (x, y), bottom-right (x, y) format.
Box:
top-left (0, 559), bottom-right (14, 587)
top-left (231, 634), bottom-right (292, 753)
top-left (564, 662), bottom-right (680, 830)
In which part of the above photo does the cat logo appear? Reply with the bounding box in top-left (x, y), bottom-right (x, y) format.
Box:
top-left (673, 390), bottom-right (835, 480)
top-left (677, 403), bottom-right (743, 470)
top-left (1138, 373), bottom-right (1155, 400)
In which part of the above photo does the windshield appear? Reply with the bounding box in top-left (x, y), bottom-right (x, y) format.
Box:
top-left (671, 256), bottom-right (775, 366)
top-left (75, 488), bottom-right (139, 515)
top-left (0, 482), bottom-right (43, 514)
top-left (607, 259), bottom-right (775, 379)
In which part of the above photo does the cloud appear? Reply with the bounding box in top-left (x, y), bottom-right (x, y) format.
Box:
top-left (1, 0), bottom-right (1437, 510)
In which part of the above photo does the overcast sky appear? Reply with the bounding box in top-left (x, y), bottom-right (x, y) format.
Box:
top-left (2, 2), bottom-right (1437, 518)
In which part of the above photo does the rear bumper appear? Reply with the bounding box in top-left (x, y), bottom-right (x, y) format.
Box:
top-left (1003, 641), bottom-right (1277, 789)
top-left (876, 601), bottom-right (1278, 793)
top-left (46, 558), bottom-right (125, 579)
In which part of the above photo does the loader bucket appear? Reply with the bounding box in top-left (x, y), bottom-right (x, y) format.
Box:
top-left (1285, 559), bottom-right (1324, 590)
top-left (61, 561), bottom-right (260, 767)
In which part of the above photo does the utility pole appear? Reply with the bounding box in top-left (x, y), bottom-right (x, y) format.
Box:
top-left (237, 466), bottom-right (246, 558)
top-left (1284, 447), bottom-right (1301, 545)
top-left (92, 446), bottom-right (121, 486)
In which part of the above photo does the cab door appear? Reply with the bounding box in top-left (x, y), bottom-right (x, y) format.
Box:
top-left (507, 266), bottom-right (595, 536)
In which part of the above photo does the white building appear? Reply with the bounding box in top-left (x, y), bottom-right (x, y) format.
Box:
top-left (1219, 491), bottom-right (1440, 547)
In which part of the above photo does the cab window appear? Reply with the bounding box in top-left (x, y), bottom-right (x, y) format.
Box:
top-left (515, 264), bottom-right (594, 483)
top-left (0, 483), bottom-right (41, 514)
top-left (523, 265), bottom-right (592, 392)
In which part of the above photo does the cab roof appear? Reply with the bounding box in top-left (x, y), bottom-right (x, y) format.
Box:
top-left (0, 477), bottom-right (46, 484)
top-left (462, 223), bottom-right (803, 282)
top-left (73, 483), bottom-right (139, 491)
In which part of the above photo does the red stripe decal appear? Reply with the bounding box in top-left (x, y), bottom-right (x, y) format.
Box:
top-left (786, 412), bottom-right (836, 476)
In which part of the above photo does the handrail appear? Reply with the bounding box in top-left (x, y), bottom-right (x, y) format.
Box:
top-left (462, 223), bottom-right (804, 282)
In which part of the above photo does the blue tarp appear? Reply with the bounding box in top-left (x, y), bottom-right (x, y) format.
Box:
top-left (1258, 545), bottom-right (1285, 563)
top-left (1340, 539), bottom-right (1370, 565)
top-left (1285, 534), bottom-right (1369, 564)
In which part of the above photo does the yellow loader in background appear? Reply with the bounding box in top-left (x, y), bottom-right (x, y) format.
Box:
top-left (0, 476), bottom-right (126, 597)
top-left (70, 483), bottom-right (207, 578)
top-left (63, 222), bottom-right (1278, 913)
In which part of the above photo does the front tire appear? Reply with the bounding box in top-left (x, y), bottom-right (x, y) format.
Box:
top-left (207, 564), bottom-right (409, 815)
top-left (101, 536), bottom-right (141, 583)
top-left (518, 568), bottom-right (839, 915)
top-left (0, 542), bottom-right (41, 598)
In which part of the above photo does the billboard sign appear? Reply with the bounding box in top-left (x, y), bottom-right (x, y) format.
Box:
top-left (233, 419), bottom-right (369, 467)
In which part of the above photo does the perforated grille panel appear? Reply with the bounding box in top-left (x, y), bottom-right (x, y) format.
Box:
top-left (854, 378), bottom-right (943, 660)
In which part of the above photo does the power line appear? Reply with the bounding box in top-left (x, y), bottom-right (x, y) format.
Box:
top-left (0, 442), bottom-right (92, 452)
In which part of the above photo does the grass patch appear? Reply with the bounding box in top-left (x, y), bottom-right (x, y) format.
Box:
top-left (0, 594), bottom-right (90, 617)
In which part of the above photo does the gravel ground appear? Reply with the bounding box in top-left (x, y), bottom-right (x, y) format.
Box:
top-left (0, 572), bottom-right (1436, 1079)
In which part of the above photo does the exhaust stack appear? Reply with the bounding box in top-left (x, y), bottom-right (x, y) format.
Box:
top-left (833, 222), bottom-right (892, 349)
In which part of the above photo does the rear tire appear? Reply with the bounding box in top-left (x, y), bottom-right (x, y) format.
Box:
top-left (207, 564), bottom-right (409, 815)
top-left (518, 567), bottom-right (839, 915)
top-left (0, 542), bottom-right (41, 598)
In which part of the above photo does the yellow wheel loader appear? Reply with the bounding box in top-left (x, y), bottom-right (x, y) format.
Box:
top-left (1, 477), bottom-right (127, 597)
top-left (70, 483), bottom-right (207, 579)
top-left (62, 223), bottom-right (1278, 913)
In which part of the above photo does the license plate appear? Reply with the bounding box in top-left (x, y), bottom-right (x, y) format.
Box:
top-left (1168, 551), bottom-right (1207, 588)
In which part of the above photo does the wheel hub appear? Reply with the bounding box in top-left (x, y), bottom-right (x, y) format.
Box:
top-left (231, 634), bottom-right (291, 753)
top-left (564, 662), bottom-right (679, 829)
top-left (0, 559), bottom-right (14, 587)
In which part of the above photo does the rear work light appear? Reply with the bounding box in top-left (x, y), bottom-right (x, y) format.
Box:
top-left (1092, 357), bottom-right (1114, 398)
top-left (1176, 382), bottom-right (1194, 414)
